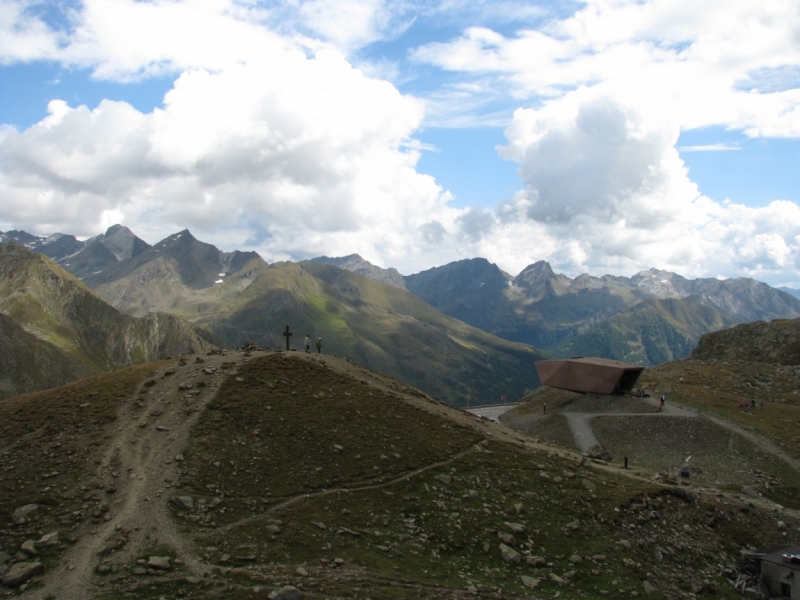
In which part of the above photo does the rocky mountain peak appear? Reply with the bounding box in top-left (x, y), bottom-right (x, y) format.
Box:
top-left (512, 260), bottom-right (572, 298)
top-left (155, 229), bottom-right (196, 249)
top-left (95, 224), bottom-right (150, 261)
top-left (310, 253), bottom-right (407, 289)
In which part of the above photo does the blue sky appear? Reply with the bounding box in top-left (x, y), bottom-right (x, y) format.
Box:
top-left (1, 0), bottom-right (800, 285)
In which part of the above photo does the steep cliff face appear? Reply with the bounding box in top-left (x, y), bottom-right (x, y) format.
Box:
top-left (0, 243), bottom-right (220, 399)
top-left (690, 318), bottom-right (800, 365)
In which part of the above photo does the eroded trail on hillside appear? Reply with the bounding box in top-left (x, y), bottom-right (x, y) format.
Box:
top-left (29, 355), bottom-right (230, 600)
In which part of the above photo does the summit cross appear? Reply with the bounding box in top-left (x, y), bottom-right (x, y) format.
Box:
top-left (283, 325), bottom-right (292, 351)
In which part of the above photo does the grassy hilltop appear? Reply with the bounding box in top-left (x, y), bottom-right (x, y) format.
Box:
top-left (1, 349), bottom-right (795, 599)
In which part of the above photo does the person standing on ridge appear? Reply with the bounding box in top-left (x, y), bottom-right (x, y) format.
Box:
top-left (316, 337), bottom-right (322, 353)
top-left (304, 334), bottom-right (311, 352)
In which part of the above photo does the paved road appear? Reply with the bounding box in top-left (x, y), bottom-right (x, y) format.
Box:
top-left (466, 404), bottom-right (518, 423)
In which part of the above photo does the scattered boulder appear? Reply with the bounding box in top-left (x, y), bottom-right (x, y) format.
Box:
top-left (497, 531), bottom-right (515, 545)
top-left (12, 504), bottom-right (38, 525)
top-left (434, 474), bottom-right (452, 485)
top-left (548, 573), bottom-right (568, 586)
top-left (499, 543), bottom-right (521, 565)
top-left (2, 562), bottom-right (43, 587)
top-left (505, 522), bottom-right (525, 534)
top-left (526, 555), bottom-right (547, 567)
top-left (521, 575), bottom-right (540, 589)
top-left (268, 585), bottom-right (303, 600)
top-left (172, 496), bottom-right (194, 510)
top-left (586, 445), bottom-right (612, 461)
top-left (34, 532), bottom-right (59, 549)
top-left (147, 556), bottom-right (170, 570)
top-left (20, 541), bottom-right (37, 556)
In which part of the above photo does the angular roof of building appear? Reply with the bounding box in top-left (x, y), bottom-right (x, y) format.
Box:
top-left (534, 357), bottom-right (644, 394)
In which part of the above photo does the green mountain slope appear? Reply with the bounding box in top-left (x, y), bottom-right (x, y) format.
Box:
top-left (171, 260), bottom-right (547, 405)
top-left (549, 297), bottom-right (737, 365)
top-left (0, 242), bottom-right (220, 399)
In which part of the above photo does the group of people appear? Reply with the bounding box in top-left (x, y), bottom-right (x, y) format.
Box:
top-left (738, 399), bottom-right (765, 410)
top-left (303, 334), bottom-right (322, 353)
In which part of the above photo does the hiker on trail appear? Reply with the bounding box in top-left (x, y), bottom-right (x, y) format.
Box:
top-left (658, 397), bottom-right (664, 412)
top-left (316, 337), bottom-right (322, 353)
top-left (660, 393), bottom-right (666, 406)
top-left (304, 334), bottom-right (311, 352)
top-left (751, 400), bottom-right (756, 410)
top-left (679, 377), bottom-right (683, 385)
top-left (543, 402), bottom-right (547, 415)
top-left (760, 400), bottom-right (765, 410)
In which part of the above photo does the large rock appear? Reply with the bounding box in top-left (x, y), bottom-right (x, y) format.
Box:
top-left (147, 556), bottom-right (170, 570)
top-left (20, 540), bottom-right (37, 556)
top-left (526, 555), bottom-right (547, 567)
top-left (35, 532), bottom-right (59, 549)
top-left (171, 496), bottom-right (194, 510)
top-left (505, 522), bottom-right (526, 534)
top-left (499, 543), bottom-right (521, 565)
top-left (521, 575), bottom-right (540, 589)
top-left (2, 562), bottom-right (43, 586)
top-left (268, 585), bottom-right (303, 600)
top-left (586, 445), bottom-right (612, 461)
top-left (11, 504), bottom-right (38, 525)
top-left (497, 531), bottom-right (515, 545)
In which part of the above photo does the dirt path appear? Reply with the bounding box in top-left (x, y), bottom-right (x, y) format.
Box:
top-left (28, 352), bottom-right (238, 600)
top-left (563, 398), bottom-right (698, 452)
top-left (701, 412), bottom-right (800, 477)
top-left (205, 440), bottom-right (490, 538)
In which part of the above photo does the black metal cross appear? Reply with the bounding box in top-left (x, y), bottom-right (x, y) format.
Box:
top-left (283, 325), bottom-right (292, 351)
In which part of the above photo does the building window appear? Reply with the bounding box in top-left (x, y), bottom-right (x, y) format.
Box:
top-left (781, 582), bottom-right (791, 597)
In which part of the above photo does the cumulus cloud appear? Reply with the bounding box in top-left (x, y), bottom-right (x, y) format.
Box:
top-left (0, 47), bottom-right (462, 273)
top-left (465, 90), bottom-right (800, 284)
top-left (2, 0), bottom-right (800, 287)
top-left (413, 0), bottom-right (800, 136)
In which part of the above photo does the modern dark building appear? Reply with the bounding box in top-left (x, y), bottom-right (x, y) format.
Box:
top-left (534, 357), bottom-right (644, 394)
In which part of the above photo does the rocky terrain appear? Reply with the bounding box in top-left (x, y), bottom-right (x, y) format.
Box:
top-left (1, 347), bottom-right (797, 599)
top-left (690, 318), bottom-right (800, 365)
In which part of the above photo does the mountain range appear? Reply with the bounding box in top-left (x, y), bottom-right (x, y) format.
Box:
top-left (404, 258), bottom-right (800, 364)
top-left (0, 230), bottom-right (545, 405)
top-left (4, 223), bottom-right (800, 403)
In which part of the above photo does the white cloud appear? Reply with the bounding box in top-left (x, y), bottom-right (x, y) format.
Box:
top-left (461, 90), bottom-right (800, 284)
top-left (0, 0), bottom-right (62, 63)
top-left (0, 47), bottom-right (463, 273)
top-left (412, 0), bottom-right (800, 136)
top-left (2, 0), bottom-right (800, 288)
